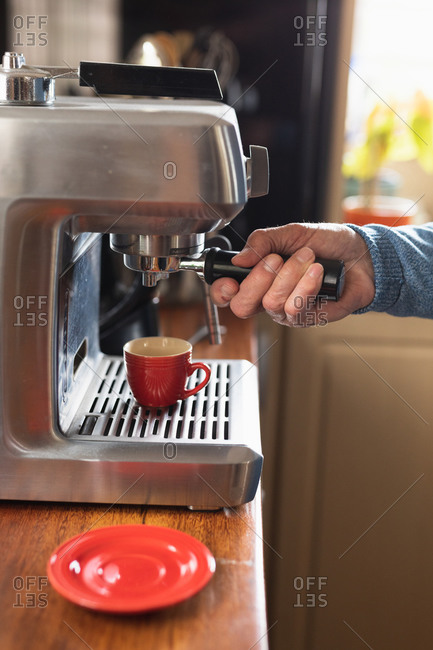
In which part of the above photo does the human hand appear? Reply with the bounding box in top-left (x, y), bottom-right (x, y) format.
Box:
top-left (210, 222), bottom-right (375, 326)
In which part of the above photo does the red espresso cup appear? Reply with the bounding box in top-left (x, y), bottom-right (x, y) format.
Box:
top-left (123, 337), bottom-right (211, 408)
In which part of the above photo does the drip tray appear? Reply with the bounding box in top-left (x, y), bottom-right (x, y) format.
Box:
top-left (65, 357), bottom-right (254, 447)
top-left (60, 356), bottom-right (263, 507)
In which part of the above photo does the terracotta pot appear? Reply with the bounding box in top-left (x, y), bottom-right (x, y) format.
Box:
top-left (342, 195), bottom-right (416, 227)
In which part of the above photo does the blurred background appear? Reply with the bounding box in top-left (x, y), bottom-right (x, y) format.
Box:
top-left (4, 1), bottom-right (433, 648)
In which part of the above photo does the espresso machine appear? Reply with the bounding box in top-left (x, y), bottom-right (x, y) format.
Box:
top-left (0, 53), bottom-right (342, 508)
top-left (0, 52), bottom-right (271, 509)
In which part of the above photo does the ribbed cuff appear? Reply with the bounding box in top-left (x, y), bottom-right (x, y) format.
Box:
top-left (346, 224), bottom-right (404, 314)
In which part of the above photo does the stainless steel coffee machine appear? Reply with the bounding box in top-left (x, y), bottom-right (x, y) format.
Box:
top-left (0, 53), bottom-right (343, 507)
top-left (0, 53), bottom-right (273, 508)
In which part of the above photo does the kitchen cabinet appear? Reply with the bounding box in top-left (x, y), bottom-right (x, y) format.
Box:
top-left (260, 312), bottom-right (433, 650)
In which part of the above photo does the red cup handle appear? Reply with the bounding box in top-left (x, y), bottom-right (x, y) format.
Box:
top-left (182, 362), bottom-right (211, 399)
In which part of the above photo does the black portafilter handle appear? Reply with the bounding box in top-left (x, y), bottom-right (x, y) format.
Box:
top-left (203, 248), bottom-right (345, 301)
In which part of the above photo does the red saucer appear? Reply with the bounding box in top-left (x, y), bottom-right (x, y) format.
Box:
top-left (47, 525), bottom-right (216, 613)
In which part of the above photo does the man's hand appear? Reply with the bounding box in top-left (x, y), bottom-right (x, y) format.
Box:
top-left (210, 223), bottom-right (375, 326)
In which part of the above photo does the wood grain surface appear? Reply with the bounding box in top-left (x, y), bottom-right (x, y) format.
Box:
top-left (0, 304), bottom-right (268, 650)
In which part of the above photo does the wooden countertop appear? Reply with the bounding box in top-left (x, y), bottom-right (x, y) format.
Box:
top-left (0, 305), bottom-right (268, 650)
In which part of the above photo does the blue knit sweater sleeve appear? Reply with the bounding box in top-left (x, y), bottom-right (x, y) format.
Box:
top-left (346, 223), bottom-right (433, 318)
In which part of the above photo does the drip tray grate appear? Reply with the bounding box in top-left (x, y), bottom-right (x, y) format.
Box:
top-left (65, 357), bottom-right (234, 443)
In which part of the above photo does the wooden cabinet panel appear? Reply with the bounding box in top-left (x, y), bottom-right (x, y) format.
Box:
top-left (261, 313), bottom-right (433, 650)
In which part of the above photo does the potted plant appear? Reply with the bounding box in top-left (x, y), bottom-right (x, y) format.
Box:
top-left (342, 93), bottom-right (432, 226)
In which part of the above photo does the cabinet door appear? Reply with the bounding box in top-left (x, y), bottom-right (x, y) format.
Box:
top-left (262, 313), bottom-right (433, 650)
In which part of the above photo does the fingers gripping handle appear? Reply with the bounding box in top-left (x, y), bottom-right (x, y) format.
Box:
top-left (203, 248), bottom-right (345, 302)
